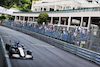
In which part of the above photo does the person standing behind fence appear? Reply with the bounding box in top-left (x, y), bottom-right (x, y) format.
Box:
top-left (11, 22), bottom-right (13, 27)
top-left (87, 29), bottom-right (90, 35)
top-left (63, 27), bottom-right (66, 34)
top-left (53, 24), bottom-right (55, 32)
top-left (21, 22), bottom-right (23, 28)
top-left (82, 28), bottom-right (85, 35)
top-left (76, 40), bottom-right (79, 46)
top-left (75, 26), bottom-right (78, 34)
top-left (60, 27), bottom-right (63, 39)
top-left (79, 26), bottom-right (82, 34)
top-left (80, 43), bottom-right (83, 48)
top-left (29, 23), bottom-right (31, 27)
top-left (44, 25), bottom-right (47, 33)
top-left (25, 21), bottom-right (27, 26)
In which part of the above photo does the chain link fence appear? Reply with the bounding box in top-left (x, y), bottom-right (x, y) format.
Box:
top-left (1, 19), bottom-right (100, 53)
top-left (92, 30), bottom-right (100, 52)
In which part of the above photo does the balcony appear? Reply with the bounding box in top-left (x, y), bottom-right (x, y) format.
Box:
top-left (13, 7), bottom-right (100, 14)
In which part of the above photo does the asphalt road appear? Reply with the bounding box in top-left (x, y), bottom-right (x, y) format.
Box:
top-left (0, 26), bottom-right (99, 67)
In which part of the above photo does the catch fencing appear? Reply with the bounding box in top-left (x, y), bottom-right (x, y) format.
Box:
top-left (2, 19), bottom-right (94, 50)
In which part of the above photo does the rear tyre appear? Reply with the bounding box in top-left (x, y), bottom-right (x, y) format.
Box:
top-left (5, 44), bottom-right (10, 50)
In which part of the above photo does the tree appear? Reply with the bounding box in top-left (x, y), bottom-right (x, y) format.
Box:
top-left (0, 14), bottom-right (6, 20)
top-left (0, 0), bottom-right (20, 9)
top-left (0, 0), bottom-right (39, 12)
top-left (37, 12), bottom-right (49, 24)
top-left (8, 16), bottom-right (14, 20)
top-left (13, 0), bottom-right (32, 12)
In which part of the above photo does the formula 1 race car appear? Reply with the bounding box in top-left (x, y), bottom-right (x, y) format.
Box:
top-left (5, 40), bottom-right (33, 59)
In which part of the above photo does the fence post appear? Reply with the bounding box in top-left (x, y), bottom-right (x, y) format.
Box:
top-left (89, 27), bottom-right (93, 50)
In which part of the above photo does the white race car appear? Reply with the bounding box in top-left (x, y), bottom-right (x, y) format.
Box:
top-left (6, 41), bottom-right (33, 59)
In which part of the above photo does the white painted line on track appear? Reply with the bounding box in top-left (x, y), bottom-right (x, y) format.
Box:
top-left (2, 35), bottom-right (11, 37)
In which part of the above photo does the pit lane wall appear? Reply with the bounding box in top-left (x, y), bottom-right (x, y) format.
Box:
top-left (0, 23), bottom-right (100, 65)
top-left (0, 36), bottom-right (12, 67)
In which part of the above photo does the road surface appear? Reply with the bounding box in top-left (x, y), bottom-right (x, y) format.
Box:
top-left (0, 26), bottom-right (99, 67)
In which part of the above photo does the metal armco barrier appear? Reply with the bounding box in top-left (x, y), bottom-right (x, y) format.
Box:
top-left (64, 44), bottom-right (100, 65)
top-left (1, 20), bottom-right (100, 65)
top-left (0, 36), bottom-right (12, 67)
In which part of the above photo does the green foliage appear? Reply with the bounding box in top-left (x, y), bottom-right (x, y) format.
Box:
top-left (0, 14), bottom-right (6, 20)
top-left (0, 0), bottom-right (38, 12)
top-left (8, 16), bottom-right (14, 20)
top-left (13, 0), bottom-right (32, 12)
top-left (0, 0), bottom-right (19, 9)
top-left (37, 13), bottom-right (49, 24)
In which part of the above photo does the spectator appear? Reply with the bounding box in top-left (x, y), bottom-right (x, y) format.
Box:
top-left (80, 43), bottom-right (83, 48)
top-left (76, 40), bottom-right (79, 46)
top-left (24, 21), bottom-right (27, 26)
top-left (82, 28), bottom-right (85, 35)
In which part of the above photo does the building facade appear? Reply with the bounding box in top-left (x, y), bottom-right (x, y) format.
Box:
top-left (31, 0), bottom-right (99, 12)
top-left (12, 0), bottom-right (100, 30)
